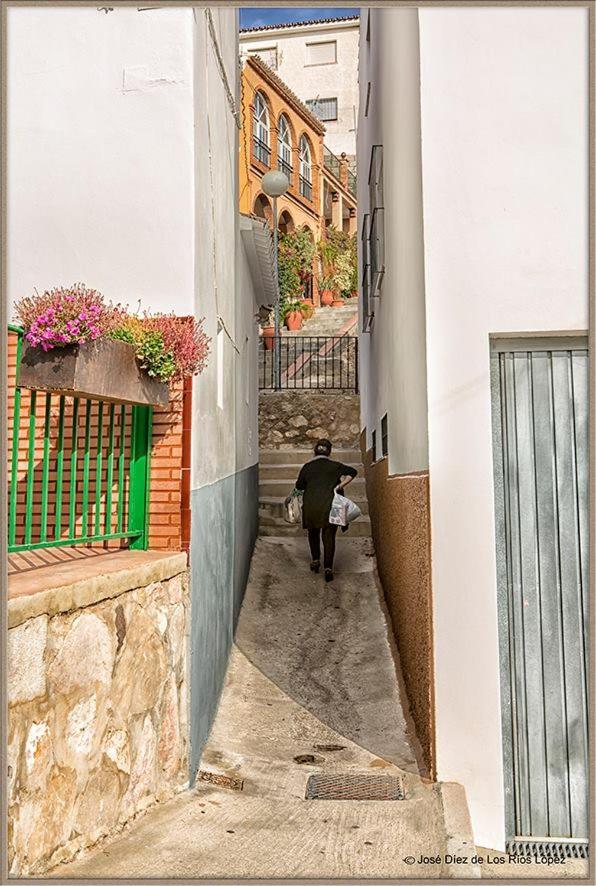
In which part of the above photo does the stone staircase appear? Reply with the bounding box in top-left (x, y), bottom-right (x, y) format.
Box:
top-left (259, 447), bottom-right (372, 538)
top-left (288, 303), bottom-right (358, 338)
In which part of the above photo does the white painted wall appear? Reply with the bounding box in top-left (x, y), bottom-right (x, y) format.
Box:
top-left (7, 7), bottom-right (195, 317)
top-left (240, 19), bottom-right (359, 159)
top-left (357, 8), bottom-right (429, 475)
top-left (419, 7), bottom-right (588, 850)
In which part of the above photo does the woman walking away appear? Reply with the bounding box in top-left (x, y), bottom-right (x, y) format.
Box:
top-left (294, 439), bottom-right (357, 583)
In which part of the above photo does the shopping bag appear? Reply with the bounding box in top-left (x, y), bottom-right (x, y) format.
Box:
top-left (284, 488), bottom-right (303, 524)
top-left (329, 491), bottom-right (361, 526)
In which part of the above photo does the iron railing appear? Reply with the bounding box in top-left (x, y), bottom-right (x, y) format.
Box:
top-left (348, 168), bottom-right (357, 196)
top-left (253, 136), bottom-right (271, 166)
top-left (278, 157), bottom-right (293, 180)
top-left (299, 175), bottom-right (313, 201)
top-left (259, 335), bottom-right (358, 392)
top-left (323, 146), bottom-right (341, 180)
top-left (8, 326), bottom-right (152, 553)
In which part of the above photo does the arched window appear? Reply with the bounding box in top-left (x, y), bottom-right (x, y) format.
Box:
top-left (299, 135), bottom-right (312, 200)
top-left (277, 115), bottom-right (293, 179)
top-left (253, 91), bottom-right (270, 165)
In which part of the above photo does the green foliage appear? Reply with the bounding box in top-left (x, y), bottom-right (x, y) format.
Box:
top-left (278, 229), bottom-right (316, 307)
top-left (317, 227), bottom-right (357, 297)
top-left (111, 324), bottom-right (176, 382)
top-left (281, 300), bottom-right (304, 323)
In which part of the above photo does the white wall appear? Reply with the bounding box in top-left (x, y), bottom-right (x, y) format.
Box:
top-left (419, 7), bottom-right (588, 850)
top-left (240, 21), bottom-right (359, 158)
top-left (357, 9), bottom-right (429, 475)
top-left (7, 7), bottom-right (195, 317)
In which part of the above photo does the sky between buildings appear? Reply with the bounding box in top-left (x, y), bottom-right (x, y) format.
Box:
top-left (239, 7), bottom-right (358, 30)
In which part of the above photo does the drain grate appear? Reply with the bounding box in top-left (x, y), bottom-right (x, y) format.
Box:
top-left (305, 773), bottom-right (405, 801)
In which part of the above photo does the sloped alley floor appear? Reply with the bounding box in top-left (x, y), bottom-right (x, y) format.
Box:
top-left (50, 536), bottom-right (476, 880)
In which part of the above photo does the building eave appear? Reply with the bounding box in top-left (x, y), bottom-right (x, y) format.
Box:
top-left (240, 16), bottom-right (359, 38)
top-left (244, 56), bottom-right (326, 136)
top-left (239, 214), bottom-right (279, 308)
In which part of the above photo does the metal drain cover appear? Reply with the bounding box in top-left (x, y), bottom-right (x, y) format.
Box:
top-left (305, 773), bottom-right (405, 801)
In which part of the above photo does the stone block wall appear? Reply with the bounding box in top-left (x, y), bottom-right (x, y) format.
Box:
top-left (259, 392), bottom-right (360, 450)
top-left (7, 562), bottom-right (189, 876)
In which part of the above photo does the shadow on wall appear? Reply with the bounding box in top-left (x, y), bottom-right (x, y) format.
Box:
top-left (188, 463), bottom-right (259, 782)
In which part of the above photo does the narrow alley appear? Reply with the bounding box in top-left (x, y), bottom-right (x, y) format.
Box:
top-left (50, 529), bottom-right (476, 880)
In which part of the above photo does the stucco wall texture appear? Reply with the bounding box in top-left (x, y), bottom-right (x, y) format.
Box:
top-left (361, 433), bottom-right (435, 778)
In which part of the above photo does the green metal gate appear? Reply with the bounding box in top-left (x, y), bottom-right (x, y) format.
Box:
top-left (491, 337), bottom-right (589, 860)
top-left (8, 325), bottom-right (152, 553)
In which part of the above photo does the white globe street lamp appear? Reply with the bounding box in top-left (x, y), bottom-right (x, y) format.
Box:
top-left (261, 170), bottom-right (290, 390)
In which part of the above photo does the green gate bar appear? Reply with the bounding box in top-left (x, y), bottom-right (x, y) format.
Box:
top-left (7, 326), bottom-right (152, 553)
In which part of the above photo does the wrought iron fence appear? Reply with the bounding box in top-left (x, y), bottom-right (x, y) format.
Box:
top-left (259, 335), bottom-right (358, 392)
top-left (8, 326), bottom-right (152, 553)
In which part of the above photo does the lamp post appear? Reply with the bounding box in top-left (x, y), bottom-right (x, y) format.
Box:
top-left (261, 169), bottom-right (289, 390)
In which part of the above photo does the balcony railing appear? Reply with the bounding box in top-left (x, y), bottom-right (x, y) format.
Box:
top-left (8, 325), bottom-right (152, 553)
top-left (259, 335), bottom-right (358, 392)
top-left (253, 136), bottom-right (271, 166)
top-left (323, 146), bottom-right (341, 180)
top-left (348, 169), bottom-right (357, 197)
top-left (278, 157), bottom-right (293, 180)
top-left (299, 175), bottom-right (313, 201)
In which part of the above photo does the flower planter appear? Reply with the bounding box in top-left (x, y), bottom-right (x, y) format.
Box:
top-left (261, 326), bottom-right (275, 350)
top-left (285, 311), bottom-right (303, 332)
top-left (18, 338), bottom-right (169, 407)
top-left (320, 290), bottom-right (334, 307)
top-left (332, 299), bottom-right (345, 308)
top-left (350, 290), bottom-right (359, 299)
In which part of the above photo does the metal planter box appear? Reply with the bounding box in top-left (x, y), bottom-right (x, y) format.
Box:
top-left (18, 338), bottom-right (169, 407)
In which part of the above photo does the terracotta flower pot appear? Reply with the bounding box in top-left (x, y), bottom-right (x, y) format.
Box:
top-left (332, 299), bottom-right (345, 308)
top-left (350, 290), bottom-right (359, 299)
top-left (285, 311), bottom-right (303, 332)
top-left (320, 290), bottom-right (334, 307)
top-left (261, 326), bottom-right (275, 350)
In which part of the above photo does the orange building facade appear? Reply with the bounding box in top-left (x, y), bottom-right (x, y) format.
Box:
top-left (240, 55), bottom-right (358, 307)
top-left (240, 56), bottom-right (325, 303)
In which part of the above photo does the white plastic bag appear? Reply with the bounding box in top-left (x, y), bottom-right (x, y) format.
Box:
top-left (284, 488), bottom-right (303, 524)
top-left (329, 491), bottom-right (362, 526)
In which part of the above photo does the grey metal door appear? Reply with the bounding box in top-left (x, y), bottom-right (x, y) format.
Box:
top-left (491, 339), bottom-right (589, 860)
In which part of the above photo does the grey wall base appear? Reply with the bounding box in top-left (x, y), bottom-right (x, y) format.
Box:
top-left (189, 462), bottom-right (258, 782)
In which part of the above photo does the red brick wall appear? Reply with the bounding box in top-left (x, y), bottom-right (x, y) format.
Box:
top-left (8, 329), bottom-right (187, 554)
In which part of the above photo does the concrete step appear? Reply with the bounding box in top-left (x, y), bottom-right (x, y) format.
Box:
top-left (259, 477), bottom-right (366, 498)
top-left (260, 448), bottom-right (362, 465)
top-left (260, 463), bottom-right (363, 481)
top-left (259, 495), bottom-right (369, 517)
top-left (259, 517), bottom-right (371, 538)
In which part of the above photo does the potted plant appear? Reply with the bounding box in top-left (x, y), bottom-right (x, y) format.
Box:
top-left (331, 295), bottom-right (345, 308)
top-left (260, 311), bottom-right (276, 350)
top-left (317, 276), bottom-right (335, 307)
top-left (282, 300), bottom-right (304, 332)
top-left (299, 300), bottom-right (315, 321)
top-left (15, 285), bottom-right (210, 406)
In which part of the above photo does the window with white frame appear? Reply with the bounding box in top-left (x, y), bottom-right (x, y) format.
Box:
top-left (306, 97), bottom-right (338, 122)
top-left (299, 135), bottom-right (313, 201)
top-left (247, 45), bottom-right (278, 70)
top-left (368, 145), bottom-right (385, 295)
top-left (305, 40), bottom-right (337, 66)
top-left (253, 91), bottom-right (271, 165)
top-left (277, 114), bottom-right (293, 179)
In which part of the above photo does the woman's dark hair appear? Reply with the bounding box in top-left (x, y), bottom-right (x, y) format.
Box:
top-left (314, 438), bottom-right (332, 456)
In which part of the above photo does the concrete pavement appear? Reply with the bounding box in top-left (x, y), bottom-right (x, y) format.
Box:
top-left (49, 536), bottom-right (477, 880)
